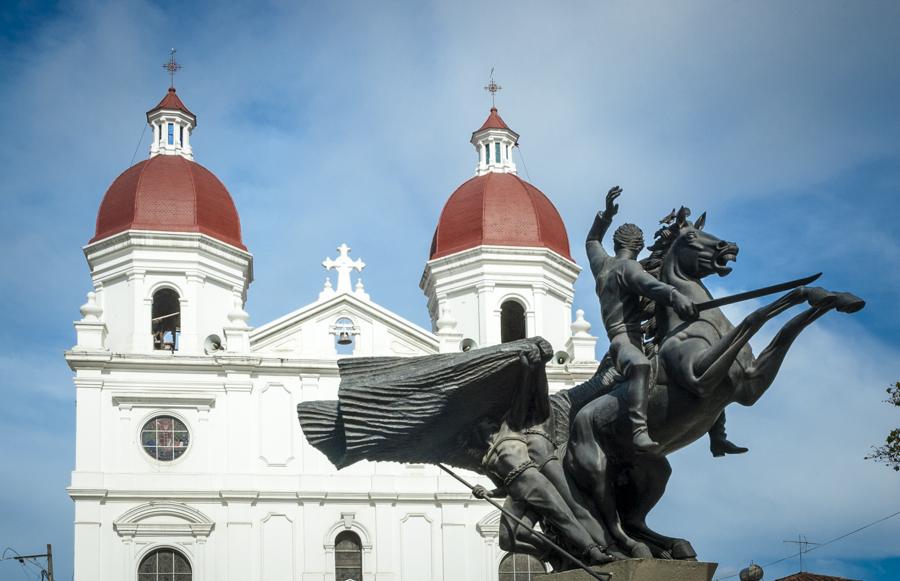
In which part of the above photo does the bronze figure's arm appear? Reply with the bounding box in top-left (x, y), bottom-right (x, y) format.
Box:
top-left (622, 262), bottom-right (698, 320)
top-left (586, 186), bottom-right (621, 276)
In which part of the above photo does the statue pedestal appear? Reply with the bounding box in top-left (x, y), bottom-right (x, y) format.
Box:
top-left (536, 559), bottom-right (718, 581)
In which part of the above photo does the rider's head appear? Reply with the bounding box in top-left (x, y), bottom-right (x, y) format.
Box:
top-left (474, 416), bottom-right (499, 444)
top-left (613, 223), bottom-right (645, 256)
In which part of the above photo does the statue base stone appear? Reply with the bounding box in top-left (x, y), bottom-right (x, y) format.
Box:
top-left (536, 559), bottom-right (718, 581)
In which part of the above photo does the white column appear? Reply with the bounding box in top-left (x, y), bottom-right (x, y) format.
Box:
top-left (181, 272), bottom-right (204, 354)
top-left (440, 502), bottom-right (469, 580)
top-left (117, 403), bottom-right (133, 471)
top-left (531, 284), bottom-right (546, 339)
top-left (74, 375), bottom-right (103, 471)
top-left (183, 124), bottom-right (192, 157)
top-left (150, 123), bottom-right (158, 155)
top-left (224, 375), bottom-right (254, 473)
top-left (223, 496), bottom-right (253, 581)
top-left (73, 499), bottom-right (102, 581)
top-left (477, 284), bottom-right (493, 347)
top-left (130, 270), bottom-right (150, 352)
top-left (375, 499), bottom-right (398, 581)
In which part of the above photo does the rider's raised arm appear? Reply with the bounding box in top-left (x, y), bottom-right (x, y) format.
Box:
top-left (586, 210), bottom-right (613, 277)
top-left (621, 261), bottom-right (677, 305)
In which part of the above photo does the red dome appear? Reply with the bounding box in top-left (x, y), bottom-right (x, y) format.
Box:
top-left (91, 155), bottom-right (245, 250)
top-left (430, 172), bottom-right (572, 261)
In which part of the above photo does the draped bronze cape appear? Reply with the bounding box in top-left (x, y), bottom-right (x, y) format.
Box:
top-left (298, 337), bottom-right (553, 472)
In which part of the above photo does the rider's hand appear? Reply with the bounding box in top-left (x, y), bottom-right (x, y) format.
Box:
top-left (672, 291), bottom-right (698, 321)
top-left (521, 344), bottom-right (545, 367)
top-left (605, 186), bottom-right (622, 216)
top-left (472, 485), bottom-right (489, 499)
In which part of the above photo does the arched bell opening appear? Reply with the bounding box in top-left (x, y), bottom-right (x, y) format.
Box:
top-left (151, 288), bottom-right (181, 351)
top-left (500, 299), bottom-right (527, 343)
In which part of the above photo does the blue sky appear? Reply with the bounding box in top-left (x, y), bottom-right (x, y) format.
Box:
top-left (1, 1), bottom-right (899, 579)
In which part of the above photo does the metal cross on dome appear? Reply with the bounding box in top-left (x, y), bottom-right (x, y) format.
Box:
top-left (484, 68), bottom-right (502, 107)
top-left (322, 243), bottom-right (365, 294)
top-left (163, 48), bottom-right (182, 88)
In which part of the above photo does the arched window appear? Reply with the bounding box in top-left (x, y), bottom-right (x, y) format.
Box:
top-left (152, 288), bottom-right (181, 351)
top-left (499, 553), bottom-right (546, 581)
top-left (500, 300), bottom-right (527, 343)
top-left (334, 530), bottom-right (362, 581)
top-left (138, 547), bottom-right (191, 580)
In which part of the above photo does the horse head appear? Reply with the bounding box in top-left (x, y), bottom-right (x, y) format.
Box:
top-left (659, 210), bottom-right (739, 282)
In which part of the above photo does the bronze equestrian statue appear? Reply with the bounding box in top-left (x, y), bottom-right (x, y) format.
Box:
top-left (297, 187), bottom-right (864, 571)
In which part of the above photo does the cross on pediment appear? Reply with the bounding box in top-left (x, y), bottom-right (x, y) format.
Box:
top-left (322, 243), bottom-right (365, 294)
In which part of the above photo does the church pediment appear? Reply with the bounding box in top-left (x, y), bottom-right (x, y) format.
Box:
top-left (250, 292), bottom-right (438, 358)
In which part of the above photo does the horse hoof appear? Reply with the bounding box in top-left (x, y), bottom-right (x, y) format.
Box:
top-left (670, 539), bottom-right (697, 560)
top-left (631, 542), bottom-right (654, 559)
top-left (806, 287), bottom-right (837, 309)
top-left (607, 545), bottom-right (629, 560)
top-left (834, 292), bottom-right (865, 314)
top-left (587, 547), bottom-right (616, 565)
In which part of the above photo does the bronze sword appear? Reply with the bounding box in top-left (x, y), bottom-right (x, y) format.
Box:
top-left (695, 273), bottom-right (822, 312)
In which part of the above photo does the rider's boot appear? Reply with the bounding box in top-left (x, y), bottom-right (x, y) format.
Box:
top-left (628, 365), bottom-right (658, 453)
top-left (708, 411), bottom-right (749, 457)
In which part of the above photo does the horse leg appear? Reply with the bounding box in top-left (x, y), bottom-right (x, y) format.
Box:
top-left (679, 286), bottom-right (848, 398)
top-left (685, 289), bottom-right (811, 395)
top-left (619, 455), bottom-right (696, 560)
top-left (567, 399), bottom-right (652, 558)
top-left (733, 306), bottom-right (831, 406)
top-left (541, 456), bottom-right (615, 551)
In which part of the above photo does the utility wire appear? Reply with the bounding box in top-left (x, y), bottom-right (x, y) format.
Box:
top-left (129, 122), bottom-right (148, 166)
top-left (514, 143), bottom-right (532, 182)
top-left (1, 547), bottom-right (52, 581)
top-left (714, 509), bottom-right (900, 580)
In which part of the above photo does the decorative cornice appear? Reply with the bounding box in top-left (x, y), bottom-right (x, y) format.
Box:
top-left (112, 394), bottom-right (216, 410)
top-left (113, 501), bottom-right (215, 538)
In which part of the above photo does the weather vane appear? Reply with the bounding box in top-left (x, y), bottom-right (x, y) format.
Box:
top-left (163, 48), bottom-right (182, 89)
top-left (484, 68), bottom-right (502, 107)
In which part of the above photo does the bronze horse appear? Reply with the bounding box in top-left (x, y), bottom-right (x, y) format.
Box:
top-left (563, 212), bottom-right (864, 559)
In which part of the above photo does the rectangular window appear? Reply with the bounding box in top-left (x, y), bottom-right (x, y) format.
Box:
top-left (168, 123), bottom-right (174, 145)
top-left (486, 143), bottom-right (490, 163)
top-left (495, 142), bottom-right (501, 162)
top-left (179, 126), bottom-right (184, 144)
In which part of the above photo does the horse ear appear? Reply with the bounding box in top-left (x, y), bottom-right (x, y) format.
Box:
top-left (695, 212), bottom-right (706, 230)
top-left (676, 206), bottom-right (691, 228)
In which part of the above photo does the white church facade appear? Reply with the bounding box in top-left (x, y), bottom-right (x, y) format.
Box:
top-left (66, 86), bottom-right (602, 581)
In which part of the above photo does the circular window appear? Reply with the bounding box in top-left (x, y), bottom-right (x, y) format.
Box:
top-left (138, 547), bottom-right (192, 580)
top-left (141, 416), bottom-right (190, 461)
top-left (499, 553), bottom-right (546, 581)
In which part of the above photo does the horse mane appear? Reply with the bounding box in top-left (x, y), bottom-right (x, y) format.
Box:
top-left (639, 207), bottom-right (693, 349)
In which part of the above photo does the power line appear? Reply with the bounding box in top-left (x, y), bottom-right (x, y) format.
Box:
top-left (514, 143), bottom-right (532, 182)
top-left (714, 509), bottom-right (900, 580)
top-left (1, 545), bottom-right (54, 581)
top-left (783, 535), bottom-right (820, 573)
top-left (129, 122), bottom-right (148, 166)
